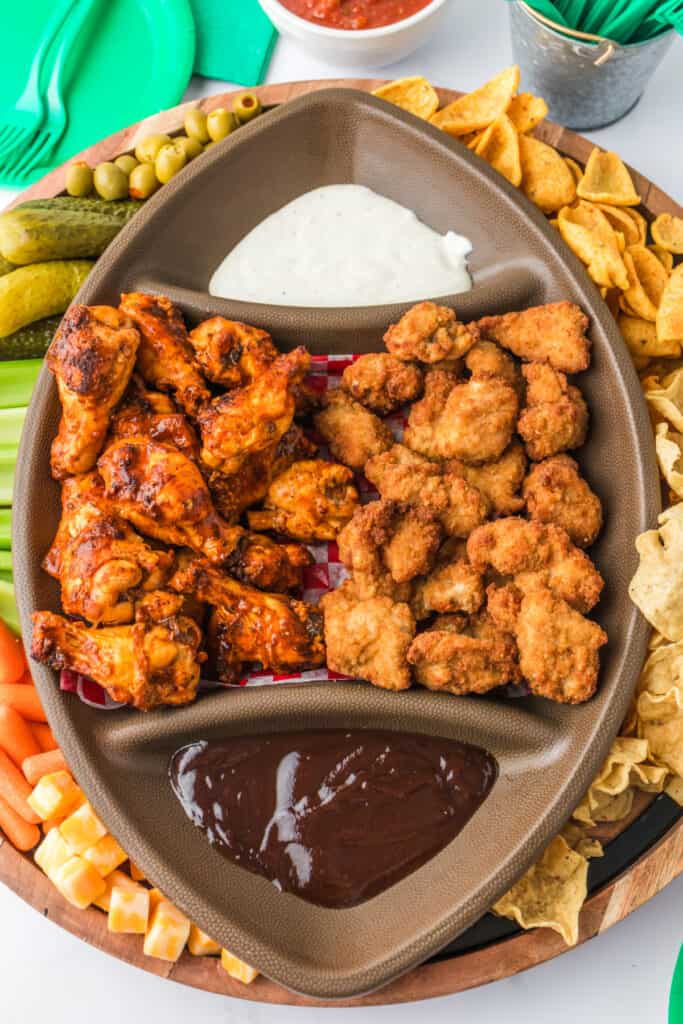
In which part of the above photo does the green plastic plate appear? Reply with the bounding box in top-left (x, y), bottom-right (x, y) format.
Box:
top-left (3, 0), bottom-right (196, 186)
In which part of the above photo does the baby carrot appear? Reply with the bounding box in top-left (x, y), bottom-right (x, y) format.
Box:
top-left (0, 684), bottom-right (47, 722)
top-left (0, 749), bottom-right (40, 823)
top-left (0, 619), bottom-right (26, 685)
top-left (31, 723), bottom-right (58, 752)
top-left (0, 792), bottom-right (40, 851)
top-left (0, 705), bottom-right (40, 767)
top-left (22, 749), bottom-right (67, 787)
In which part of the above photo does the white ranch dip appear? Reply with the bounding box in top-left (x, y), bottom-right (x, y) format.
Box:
top-left (209, 184), bottom-right (472, 307)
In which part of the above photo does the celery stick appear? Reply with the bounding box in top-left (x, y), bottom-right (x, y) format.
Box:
top-left (0, 508), bottom-right (10, 548)
top-left (0, 570), bottom-right (11, 584)
top-left (0, 359), bottom-right (42, 408)
top-left (0, 451), bottom-right (14, 506)
top-left (0, 407), bottom-right (26, 447)
top-left (0, 578), bottom-right (18, 633)
top-left (0, 550), bottom-right (11, 571)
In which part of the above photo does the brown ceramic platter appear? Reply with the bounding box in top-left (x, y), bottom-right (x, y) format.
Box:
top-left (12, 88), bottom-right (659, 1000)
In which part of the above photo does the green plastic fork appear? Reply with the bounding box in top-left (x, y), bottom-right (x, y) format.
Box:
top-left (0, 0), bottom-right (77, 164)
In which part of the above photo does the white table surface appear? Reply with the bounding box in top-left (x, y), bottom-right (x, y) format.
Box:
top-left (1, 2), bottom-right (682, 1021)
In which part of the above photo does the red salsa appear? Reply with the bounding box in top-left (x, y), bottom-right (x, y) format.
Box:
top-left (278, 0), bottom-right (433, 30)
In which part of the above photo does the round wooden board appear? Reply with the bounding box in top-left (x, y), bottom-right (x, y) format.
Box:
top-left (3, 79), bottom-right (683, 1006)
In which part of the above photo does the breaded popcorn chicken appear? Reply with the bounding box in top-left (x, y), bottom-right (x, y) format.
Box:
top-left (486, 582), bottom-right (523, 633)
top-left (411, 555), bottom-right (485, 620)
top-left (447, 441), bottom-right (527, 516)
top-left (517, 362), bottom-right (588, 461)
top-left (515, 590), bottom-right (607, 703)
top-left (341, 353), bottom-right (423, 414)
top-left (476, 301), bottom-right (591, 374)
top-left (408, 612), bottom-right (520, 695)
top-left (523, 455), bottom-right (602, 548)
top-left (314, 389), bottom-right (393, 470)
top-left (404, 373), bottom-right (519, 464)
top-left (467, 517), bottom-right (603, 613)
top-left (320, 580), bottom-right (415, 690)
top-left (337, 499), bottom-right (442, 586)
top-left (464, 339), bottom-right (522, 393)
top-left (384, 302), bottom-right (479, 363)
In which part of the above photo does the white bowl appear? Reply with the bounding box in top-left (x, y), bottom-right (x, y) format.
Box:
top-left (258, 0), bottom-right (450, 67)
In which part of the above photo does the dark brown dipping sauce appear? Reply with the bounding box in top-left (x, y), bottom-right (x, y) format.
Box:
top-left (170, 731), bottom-right (497, 908)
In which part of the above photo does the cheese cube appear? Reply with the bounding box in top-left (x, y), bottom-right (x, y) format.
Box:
top-left (41, 815), bottom-right (65, 835)
top-left (108, 886), bottom-right (150, 934)
top-left (188, 924), bottom-right (220, 956)
top-left (129, 861), bottom-right (145, 881)
top-left (93, 869), bottom-right (143, 912)
top-left (27, 771), bottom-right (83, 822)
top-left (34, 827), bottom-right (71, 883)
top-left (148, 887), bottom-right (164, 913)
top-left (59, 802), bottom-right (107, 855)
top-left (53, 855), bottom-right (107, 909)
top-left (220, 949), bottom-right (259, 985)
top-left (83, 834), bottom-right (127, 877)
top-left (143, 900), bottom-right (190, 962)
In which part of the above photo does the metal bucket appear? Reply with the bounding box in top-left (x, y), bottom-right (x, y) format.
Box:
top-left (509, 1), bottom-right (675, 131)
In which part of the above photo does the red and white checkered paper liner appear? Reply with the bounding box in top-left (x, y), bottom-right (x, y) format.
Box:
top-left (61, 355), bottom-right (410, 710)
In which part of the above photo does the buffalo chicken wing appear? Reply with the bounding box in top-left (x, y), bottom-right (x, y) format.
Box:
top-left (187, 316), bottom-right (278, 388)
top-left (247, 459), bottom-right (359, 541)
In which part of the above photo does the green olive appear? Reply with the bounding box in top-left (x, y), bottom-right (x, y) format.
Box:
top-left (154, 142), bottom-right (187, 184)
top-left (233, 92), bottom-right (262, 124)
top-left (93, 161), bottom-right (129, 200)
top-left (134, 133), bottom-right (171, 164)
top-left (128, 162), bottom-right (160, 200)
top-left (184, 108), bottom-right (210, 144)
top-left (114, 154), bottom-right (139, 176)
top-left (174, 135), bottom-right (203, 161)
top-left (65, 161), bottom-right (94, 197)
top-left (206, 108), bottom-right (236, 142)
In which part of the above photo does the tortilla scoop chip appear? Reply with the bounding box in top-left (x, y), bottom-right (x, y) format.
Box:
top-left (492, 835), bottom-right (588, 946)
top-left (651, 213), bottom-right (683, 255)
top-left (519, 135), bottom-right (577, 214)
top-left (565, 157), bottom-right (583, 185)
top-left (473, 114), bottom-right (522, 186)
top-left (656, 422), bottom-right (683, 500)
top-left (657, 266), bottom-right (683, 346)
top-left (431, 65), bottom-right (520, 135)
top-left (595, 204), bottom-right (645, 248)
top-left (650, 244), bottom-right (675, 273)
top-left (636, 645), bottom-right (683, 779)
top-left (507, 92), bottom-right (548, 134)
top-left (619, 245), bottom-right (670, 323)
top-left (372, 77), bottom-right (439, 120)
top-left (577, 148), bottom-right (641, 207)
top-left (619, 313), bottom-right (680, 360)
top-left (558, 201), bottom-right (628, 291)
top-left (629, 503), bottom-right (683, 640)
top-left (644, 365), bottom-right (683, 431)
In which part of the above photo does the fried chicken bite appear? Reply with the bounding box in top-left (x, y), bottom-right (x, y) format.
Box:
top-left (408, 612), bottom-right (520, 695)
top-left (485, 582), bottom-right (523, 633)
top-left (411, 552), bottom-right (485, 621)
top-left (515, 590), bottom-right (607, 703)
top-left (447, 441), bottom-right (527, 517)
top-left (313, 389), bottom-right (393, 471)
top-left (365, 444), bottom-right (488, 538)
top-left (404, 371), bottom-right (519, 464)
top-left (98, 439), bottom-right (242, 565)
top-left (384, 302), bottom-right (479, 363)
top-left (48, 305), bottom-right (140, 480)
top-left (31, 608), bottom-right (205, 711)
top-left (198, 347), bottom-right (310, 477)
top-left (110, 376), bottom-right (200, 461)
top-left (119, 293), bottom-right (210, 416)
top-left (467, 517), bottom-right (604, 613)
top-left (338, 499), bottom-right (442, 589)
top-left (523, 455), bottom-right (603, 548)
top-left (44, 472), bottom-right (173, 625)
top-left (476, 301), bottom-right (591, 374)
top-left (187, 316), bottom-right (278, 388)
top-left (247, 459), bottom-right (359, 542)
top-left (224, 531), bottom-right (312, 592)
top-left (464, 339), bottom-right (522, 393)
top-left (341, 353), bottom-right (423, 414)
top-left (169, 554), bottom-right (325, 680)
top-left (517, 362), bottom-right (589, 461)
top-left (320, 579), bottom-right (415, 691)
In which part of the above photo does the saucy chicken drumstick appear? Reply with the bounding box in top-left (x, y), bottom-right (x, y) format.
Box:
top-left (48, 305), bottom-right (140, 480)
top-left (110, 376), bottom-right (201, 461)
top-left (247, 459), bottom-right (359, 542)
top-left (187, 316), bottom-right (278, 388)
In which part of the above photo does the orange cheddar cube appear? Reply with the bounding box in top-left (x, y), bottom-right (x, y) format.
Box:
top-left (34, 827), bottom-right (71, 882)
top-left (83, 833), bottom-right (127, 877)
top-left (188, 924), bottom-right (220, 956)
top-left (220, 949), bottom-right (259, 984)
top-left (93, 869), bottom-right (143, 912)
top-left (54, 855), bottom-right (107, 909)
top-left (59, 802), bottom-right (107, 855)
top-left (129, 861), bottom-right (145, 881)
top-left (108, 886), bottom-right (150, 934)
top-left (27, 771), bottom-right (83, 822)
top-left (143, 900), bottom-right (190, 962)
top-left (148, 887), bottom-right (165, 913)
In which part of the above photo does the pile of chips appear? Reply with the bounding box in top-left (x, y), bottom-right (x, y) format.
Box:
top-left (374, 68), bottom-right (683, 949)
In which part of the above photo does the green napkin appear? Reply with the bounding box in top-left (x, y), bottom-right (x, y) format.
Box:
top-left (189, 0), bottom-right (277, 86)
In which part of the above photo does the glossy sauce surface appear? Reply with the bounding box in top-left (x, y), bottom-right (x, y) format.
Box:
top-left (170, 730), bottom-right (496, 908)
top-left (278, 0), bottom-right (433, 30)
